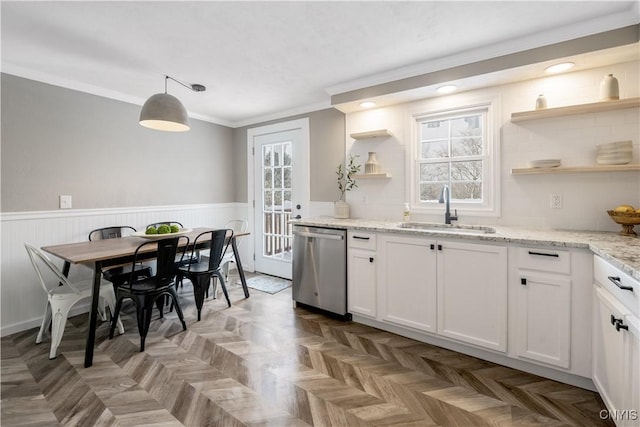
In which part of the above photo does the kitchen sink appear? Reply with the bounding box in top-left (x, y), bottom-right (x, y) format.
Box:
top-left (397, 222), bottom-right (496, 235)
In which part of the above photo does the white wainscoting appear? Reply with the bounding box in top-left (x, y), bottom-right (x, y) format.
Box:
top-left (0, 203), bottom-right (250, 336)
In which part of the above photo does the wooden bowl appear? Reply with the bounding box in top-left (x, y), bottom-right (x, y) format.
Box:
top-left (607, 210), bottom-right (640, 236)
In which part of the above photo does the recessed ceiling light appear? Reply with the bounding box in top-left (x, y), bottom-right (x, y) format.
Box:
top-left (359, 101), bottom-right (376, 108)
top-left (544, 62), bottom-right (575, 74)
top-left (437, 85), bottom-right (458, 94)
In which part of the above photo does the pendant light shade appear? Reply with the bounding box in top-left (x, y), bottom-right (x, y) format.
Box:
top-left (139, 93), bottom-right (190, 132)
top-left (139, 75), bottom-right (205, 132)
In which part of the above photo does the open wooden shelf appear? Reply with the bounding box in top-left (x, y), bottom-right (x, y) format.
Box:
top-left (511, 164), bottom-right (640, 175)
top-left (354, 173), bottom-right (392, 179)
top-left (350, 129), bottom-right (393, 140)
top-left (510, 98), bottom-right (640, 122)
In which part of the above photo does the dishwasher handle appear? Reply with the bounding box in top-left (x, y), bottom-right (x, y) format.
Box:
top-left (293, 230), bottom-right (344, 240)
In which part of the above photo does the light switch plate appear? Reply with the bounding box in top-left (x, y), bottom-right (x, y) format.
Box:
top-left (59, 195), bottom-right (72, 209)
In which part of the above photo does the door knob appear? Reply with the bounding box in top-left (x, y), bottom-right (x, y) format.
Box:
top-left (296, 204), bottom-right (301, 209)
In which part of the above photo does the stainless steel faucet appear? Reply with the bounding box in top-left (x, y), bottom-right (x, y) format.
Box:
top-left (439, 185), bottom-right (458, 224)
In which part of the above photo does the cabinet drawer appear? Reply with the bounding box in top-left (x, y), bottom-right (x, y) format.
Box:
top-left (348, 231), bottom-right (376, 250)
top-left (594, 255), bottom-right (639, 316)
top-left (516, 247), bottom-right (571, 274)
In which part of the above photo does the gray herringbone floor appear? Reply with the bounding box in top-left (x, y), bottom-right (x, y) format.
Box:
top-left (2, 273), bottom-right (612, 426)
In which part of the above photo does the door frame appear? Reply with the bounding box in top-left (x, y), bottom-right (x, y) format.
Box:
top-left (246, 118), bottom-right (310, 276)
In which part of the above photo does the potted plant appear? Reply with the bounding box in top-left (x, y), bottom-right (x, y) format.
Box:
top-left (335, 154), bottom-right (361, 218)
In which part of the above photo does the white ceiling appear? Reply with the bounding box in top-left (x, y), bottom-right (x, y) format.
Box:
top-left (2, 1), bottom-right (638, 128)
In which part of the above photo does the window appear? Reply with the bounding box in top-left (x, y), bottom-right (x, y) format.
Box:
top-left (411, 102), bottom-right (499, 216)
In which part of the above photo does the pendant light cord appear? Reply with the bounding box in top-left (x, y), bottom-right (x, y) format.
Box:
top-left (164, 75), bottom-right (206, 93)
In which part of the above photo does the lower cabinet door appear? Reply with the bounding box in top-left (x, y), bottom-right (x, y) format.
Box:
top-left (592, 287), bottom-right (631, 425)
top-left (348, 248), bottom-right (377, 318)
top-left (515, 273), bottom-right (571, 368)
top-left (378, 234), bottom-right (437, 332)
top-left (437, 240), bottom-right (508, 352)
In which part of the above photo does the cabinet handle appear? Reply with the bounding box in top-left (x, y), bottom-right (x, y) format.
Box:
top-left (437, 244), bottom-right (443, 251)
top-left (369, 257), bottom-right (374, 263)
top-left (615, 321), bottom-right (629, 332)
top-left (353, 236), bottom-right (370, 240)
top-left (521, 278), bottom-right (527, 286)
top-left (430, 244), bottom-right (435, 250)
top-left (608, 276), bottom-right (634, 292)
top-left (611, 315), bottom-right (630, 332)
top-left (528, 251), bottom-right (559, 258)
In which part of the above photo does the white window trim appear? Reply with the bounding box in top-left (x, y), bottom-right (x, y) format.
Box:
top-left (405, 94), bottom-right (501, 218)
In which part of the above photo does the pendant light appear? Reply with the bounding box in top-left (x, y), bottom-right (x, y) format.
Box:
top-left (139, 75), bottom-right (206, 132)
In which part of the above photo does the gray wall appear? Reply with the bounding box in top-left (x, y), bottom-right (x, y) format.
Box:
top-left (1, 73), bottom-right (235, 212)
top-left (232, 108), bottom-right (345, 203)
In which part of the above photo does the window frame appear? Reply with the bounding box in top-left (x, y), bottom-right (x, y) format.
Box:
top-left (406, 97), bottom-right (501, 217)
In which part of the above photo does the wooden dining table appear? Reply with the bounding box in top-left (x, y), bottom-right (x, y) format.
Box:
top-left (41, 227), bottom-right (250, 367)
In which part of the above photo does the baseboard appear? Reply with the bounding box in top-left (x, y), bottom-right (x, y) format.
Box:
top-left (1, 301), bottom-right (92, 337)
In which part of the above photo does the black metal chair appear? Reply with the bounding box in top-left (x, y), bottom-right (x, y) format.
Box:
top-left (177, 229), bottom-right (233, 321)
top-left (88, 226), bottom-right (152, 289)
top-left (109, 236), bottom-right (188, 351)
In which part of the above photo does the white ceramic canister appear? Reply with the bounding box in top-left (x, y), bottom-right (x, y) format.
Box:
top-left (599, 74), bottom-right (620, 101)
top-left (535, 94), bottom-right (547, 110)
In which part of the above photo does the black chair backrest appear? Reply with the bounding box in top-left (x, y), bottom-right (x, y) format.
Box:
top-left (88, 226), bottom-right (137, 241)
top-left (130, 235), bottom-right (188, 288)
top-left (147, 221), bottom-right (184, 229)
top-left (188, 229), bottom-right (233, 272)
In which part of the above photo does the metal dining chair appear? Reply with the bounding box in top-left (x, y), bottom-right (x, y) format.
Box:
top-left (220, 219), bottom-right (248, 283)
top-left (25, 242), bottom-right (124, 359)
top-left (109, 236), bottom-right (188, 351)
top-left (177, 229), bottom-right (233, 321)
top-left (88, 226), bottom-right (152, 289)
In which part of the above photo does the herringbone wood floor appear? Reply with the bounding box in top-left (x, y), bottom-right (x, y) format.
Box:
top-left (2, 273), bottom-right (613, 427)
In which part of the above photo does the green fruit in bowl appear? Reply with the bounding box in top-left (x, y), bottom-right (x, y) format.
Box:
top-left (170, 224), bottom-right (180, 233)
top-left (145, 226), bottom-right (157, 235)
top-left (157, 224), bottom-right (171, 234)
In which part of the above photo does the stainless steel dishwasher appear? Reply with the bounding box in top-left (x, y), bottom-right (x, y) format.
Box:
top-left (292, 225), bottom-right (347, 316)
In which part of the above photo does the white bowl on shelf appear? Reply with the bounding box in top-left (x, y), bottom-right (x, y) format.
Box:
top-left (529, 159), bottom-right (561, 168)
top-left (596, 140), bottom-right (632, 165)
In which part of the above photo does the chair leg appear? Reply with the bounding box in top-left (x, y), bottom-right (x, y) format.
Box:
top-left (36, 302), bottom-right (52, 344)
top-left (214, 271), bottom-right (231, 307)
top-left (136, 294), bottom-right (155, 352)
top-left (109, 295), bottom-right (125, 339)
top-left (102, 287), bottom-right (124, 335)
top-left (166, 287), bottom-right (187, 331)
top-left (49, 308), bottom-right (70, 359)
top-left (188, 274), bottom-right (209, 321)
top-left (210, 276), bottom-right (218, 299)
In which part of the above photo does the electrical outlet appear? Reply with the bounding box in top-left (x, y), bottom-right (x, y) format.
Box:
top-left (59, 195), bottom-right (72, 209)
top-left (550, 193), bottom-right (562, 209)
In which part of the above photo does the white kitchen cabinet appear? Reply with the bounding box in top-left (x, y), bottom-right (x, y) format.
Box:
top-left (377, 234), bottom-right (437, 332)
top-left (593, 256), bottom-right (640, 426)
top-left (437, 240), bottom-right (508, 352)
top-left (347, 231), bottom-right (377, 318)
top-left (515, 273), bottom-right (572, 368)
top-left (514, 248), bottom-right (572, 369)
top-left (510, 247), bottom-right (592, 376)
top-left (376, 234), bottom-right (507, 351)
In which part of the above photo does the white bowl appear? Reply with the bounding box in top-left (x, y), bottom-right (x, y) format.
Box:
top-left (529, 159), bottom-right (561, 168)
top-left (597, 152), bottom-right (632, 165)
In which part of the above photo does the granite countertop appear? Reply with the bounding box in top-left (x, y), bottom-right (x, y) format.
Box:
top-left (292, 217), bottom-right (640, 281)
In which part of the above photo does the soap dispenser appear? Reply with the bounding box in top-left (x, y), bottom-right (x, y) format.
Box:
top-left (403, 203), bottom-right (411, 222)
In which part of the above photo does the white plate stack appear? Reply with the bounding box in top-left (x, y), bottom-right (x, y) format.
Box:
top-left (596, 140), bottom-right (632, 165)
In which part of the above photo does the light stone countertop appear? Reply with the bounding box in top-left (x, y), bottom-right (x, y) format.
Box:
top-left (292, 217), bottom-right (640, 281)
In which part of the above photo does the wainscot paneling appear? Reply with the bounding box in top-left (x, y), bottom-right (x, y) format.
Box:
top-left (0, 203), bottom-right (250, 336)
